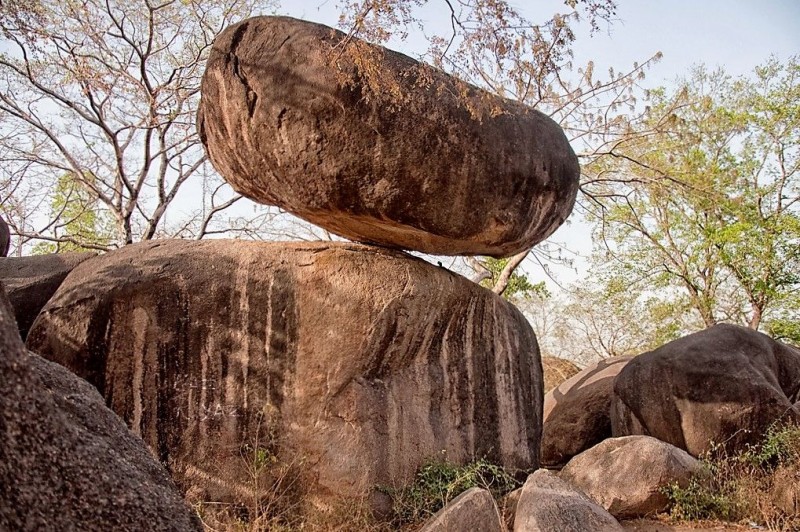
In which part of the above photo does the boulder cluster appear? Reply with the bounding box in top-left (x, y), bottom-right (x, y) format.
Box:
top-left (427, 326), bottom-right (800, 530)
top-left (1, 15), bottom-right (581, 529)
top-left (2, 14), bottom-right (797, 532)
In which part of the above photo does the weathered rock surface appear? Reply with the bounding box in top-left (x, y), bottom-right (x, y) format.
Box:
top-left (0, 252), bottom-right (95, 339)
top-left (27, 240), bottom-right (542, 508)
top-left (513, 469), bottom-right (623, 532)
top-left (0, 215), bottom-right (9, 257)
top-left (560, 436), bottom-right (703, 519)
top-left (611, 324), bottom-right (800, 456)
top-left (540, 356), bottom-right (632, 468)
top-left (501, 488), bottom-right (522, 530)
top-left (197, 16), bottom-right (580, 257)
top-left (0, 282), bottom-right (201, 532)
top-left (420, 487), bottom-right (504, 532)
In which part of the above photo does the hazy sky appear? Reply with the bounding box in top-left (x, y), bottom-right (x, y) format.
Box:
top-left (279, 0), bottom-right (799, 286)
top-left (283, 0), bottom-right (799, 83)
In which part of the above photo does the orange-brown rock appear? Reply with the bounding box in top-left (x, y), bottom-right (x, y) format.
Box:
top-left (0, 283), bottom-right (200, 531)
top-left (27, 240), bottom-right (542, 508)
top-left (197, 16), bottom-right (580, 257)
top-left (611, 324), bottom-right (800, 456)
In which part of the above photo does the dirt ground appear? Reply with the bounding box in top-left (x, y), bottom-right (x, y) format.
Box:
top-left (622, 517), bottom-right (760, 531)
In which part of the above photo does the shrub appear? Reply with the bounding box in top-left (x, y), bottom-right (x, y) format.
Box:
top-left (382, 456), bottom-right (521, 527)
top-left (662, 422), bottom-right (800, 530)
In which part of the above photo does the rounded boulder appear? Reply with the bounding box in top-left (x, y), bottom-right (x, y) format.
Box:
top-left (197, 16), bottom-right (580, 257)
top-left (26, 240), bottom-right (542, 508)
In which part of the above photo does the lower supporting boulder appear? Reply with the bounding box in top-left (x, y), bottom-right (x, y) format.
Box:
top-left (27, 240), bottom-right (542, 511)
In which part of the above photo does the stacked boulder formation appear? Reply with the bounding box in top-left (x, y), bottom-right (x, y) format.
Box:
top-left (23, 14), bottom-right (581, 516)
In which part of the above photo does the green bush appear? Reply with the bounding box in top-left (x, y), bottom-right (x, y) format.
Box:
top-left (382, 457), bottom-right (520, 527)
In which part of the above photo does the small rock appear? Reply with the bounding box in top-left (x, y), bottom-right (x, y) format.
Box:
top-left (0, 215), bottom-right (9, 257)
top-left (513, 469), bottom-right (623, 531)
top-left (420, 487), bottom-right (503, 532)
top-left (0, 252), bottom-right (95, 339)
top-left (541, 356), bottom-right (632, 468)
top-left (560, 435), bottom-right (703, 519)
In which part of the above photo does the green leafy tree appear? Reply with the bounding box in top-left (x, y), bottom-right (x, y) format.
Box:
top-left (585, 58), bottom-right (800, 332)
top-left (32, 173), bottom-right (114, 254)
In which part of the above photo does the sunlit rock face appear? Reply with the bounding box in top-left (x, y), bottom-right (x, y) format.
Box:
top-left (27, 240), bottom-right (542, 506)
top-left (197, 16), bottom-right (580, 257)
top-left (611, 324), bottom-right (800, 456)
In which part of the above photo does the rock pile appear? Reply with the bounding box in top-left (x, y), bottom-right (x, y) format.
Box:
top-left (12, 14), bottom-right (584, 522)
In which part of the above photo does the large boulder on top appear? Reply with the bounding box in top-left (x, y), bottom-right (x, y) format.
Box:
top-left (540, 356), bottom-right (632, 468)
top-left (560, 436), bottom-right (703, 519)
top-left (27, 240), bottom-right (542, 509)
top-left (0, 252), bottom-right (95, 339)
top-left (611, 324), bottom-right (800, 456)
top-left (197, 16), bottom-right (580, 257)
top-left (0, 283), bottom-right (201, 531)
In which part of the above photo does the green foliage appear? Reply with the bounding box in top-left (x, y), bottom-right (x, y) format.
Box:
top-left (31, 173), bottom-right (113, 254)
top-left (742, 423), bottom-right (800, 468)
top-left (382, 457), bottom-right (520, 527)
top-left (480, 257), bottom-right (550, 300)
top-left (662, 473), bottom-right (738, 522)
top-left (585, 58), bottom-right (800, 332)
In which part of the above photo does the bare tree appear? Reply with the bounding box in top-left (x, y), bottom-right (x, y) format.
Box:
top-left (0, 0), bottom-right (278, 252)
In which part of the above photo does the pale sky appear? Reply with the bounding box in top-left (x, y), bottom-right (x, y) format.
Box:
top-left (277, 1), bottom-right (799, 287)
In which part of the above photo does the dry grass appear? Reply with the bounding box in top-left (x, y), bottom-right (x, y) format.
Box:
top-left (663, 423), bottom-right (800, 531)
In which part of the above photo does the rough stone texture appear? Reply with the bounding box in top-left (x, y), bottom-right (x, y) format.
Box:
top-left (542, 356), bottom-right (580, 393)
top-left (27, 239), bottom-right (542, 507)
top-left (501, 488), bottom-right (522, 531)
top-left (610, 324), bottom-right (800, 456)
top-left (772, 464), bottom-right (799, 516)
top-left (540, 356), bottom-right (632, 468)
top-left (420, 487), bottom-right (504, 532)
top-left (0, 282), bottom-right (201, 532)
top-left (0, 215), bottom-right (9, 257)
top-left (0, 252), bottom-right (95, 339)
top-left (513, 469), bottom-right (623, 532)
top-left (560, 436), bottom-right (703, 519)
top-left (197, 16), bottom-right (580, 257)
